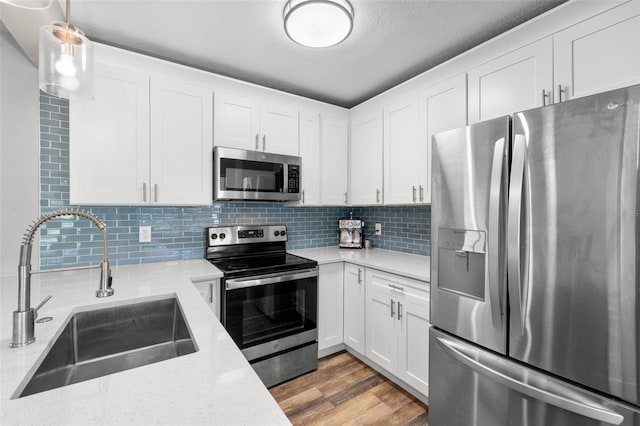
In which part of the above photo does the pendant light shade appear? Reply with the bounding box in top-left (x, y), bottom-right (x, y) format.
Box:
top-left (39, 1), bottom-right (93, 99)
top-left (283, 0), bottom-right (354, 48)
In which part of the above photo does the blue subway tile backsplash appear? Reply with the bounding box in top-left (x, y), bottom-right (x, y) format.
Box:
top-left (38, 92), bottom-right (431, 268)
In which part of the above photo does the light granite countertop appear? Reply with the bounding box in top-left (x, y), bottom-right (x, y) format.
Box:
top-left (290, 246), bottom-right (430, 283)
top-left (0, 260), bottom-right (290, 426)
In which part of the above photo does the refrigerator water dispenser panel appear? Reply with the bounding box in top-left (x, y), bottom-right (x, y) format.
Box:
top-left (438, 228), bottom-right (486, 300)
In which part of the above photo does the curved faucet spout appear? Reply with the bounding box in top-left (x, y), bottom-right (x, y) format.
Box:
top-left (12, 209), bottom-right (114, 348)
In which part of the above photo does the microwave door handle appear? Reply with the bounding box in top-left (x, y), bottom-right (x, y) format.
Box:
top-left (488, 137), bottom-right (505, 329)
top-left (226, 268), bottom-right (319, 290)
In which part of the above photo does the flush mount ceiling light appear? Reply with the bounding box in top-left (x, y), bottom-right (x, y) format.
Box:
top-left (283, 0), bottom-right (354, 48)
top-left (39, 0), bottom-right (93, 99)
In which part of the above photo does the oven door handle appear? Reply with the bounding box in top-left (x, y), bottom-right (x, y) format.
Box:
top-left (225, 268), bottom-right (319, 290)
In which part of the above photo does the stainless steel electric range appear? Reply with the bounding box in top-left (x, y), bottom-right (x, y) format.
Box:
top-left (205, 224), bottom-right (318, 388)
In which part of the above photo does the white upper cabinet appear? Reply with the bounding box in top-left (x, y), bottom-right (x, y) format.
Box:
top-left (70, 60), bottom-right (213, 206)
top-left (468, 37), bottom-right (553, 123)
top-left (383, 94), bottom-right (424, 205)
top-left (214, 92), bottom-right (299, 156)
top-left (150, 76), bottom-right (213, 205)
top-left (70, 62), bottom-right (150, 205)
top-left (260, 103), bottom-right (299, 156)
top-left (554, 1), bottom-right (640, 102)
top-left (418, 73), bottom-right (468, 204)
top-left (321, 115), bottom-right (349, 206)
top-left (298, 111), bottom-right (321, 206)
top-left (350, 107), bottom-right (383, 205)
top-left (213, 93), bottom-right (260, 151)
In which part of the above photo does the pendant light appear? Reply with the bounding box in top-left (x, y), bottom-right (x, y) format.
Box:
top-left (39, 0), bottom-right (93, 99)
top-left (283, 0), bottom-right (354, 48)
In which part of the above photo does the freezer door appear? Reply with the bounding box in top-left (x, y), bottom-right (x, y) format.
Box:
top-left (431, 116), bottom-right (509, 354)
top-left (430, 327), bottom-right (640, 426)
top-left (508, 84), bottom-right (640, 406)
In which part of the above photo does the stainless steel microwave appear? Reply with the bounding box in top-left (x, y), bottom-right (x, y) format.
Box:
top-left (213, 147), bottom-right (302, 202)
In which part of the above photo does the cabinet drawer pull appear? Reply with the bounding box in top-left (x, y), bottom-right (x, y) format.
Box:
top-left (389, 284), bottom-right (404, 292)
top-left (391, 299), bottom-right (395, 318)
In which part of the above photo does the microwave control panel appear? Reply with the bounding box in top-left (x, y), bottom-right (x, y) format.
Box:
top-left (287, 165), bottom-right (300, 193)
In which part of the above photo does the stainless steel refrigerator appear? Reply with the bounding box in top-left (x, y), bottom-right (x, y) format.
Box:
top-left (430, 84), bottom-right (640, 425)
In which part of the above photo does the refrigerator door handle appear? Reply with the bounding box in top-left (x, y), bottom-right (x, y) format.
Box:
top-left (435, 335), bottom-right (625, 425)
top-left (508, 133), bottom-right (527, 336)
top-left (488, 137), bottom-right (505, 328)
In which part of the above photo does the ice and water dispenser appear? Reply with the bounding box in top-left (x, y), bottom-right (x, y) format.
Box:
top-left (437, 228), bottom-right (486, 300)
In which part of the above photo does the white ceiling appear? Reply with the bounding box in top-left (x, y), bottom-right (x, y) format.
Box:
top-left (11, 0), bottom-right (568, 108)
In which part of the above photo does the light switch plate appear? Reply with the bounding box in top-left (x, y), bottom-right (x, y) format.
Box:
top-left (139, 226), bottom-right (152, 243)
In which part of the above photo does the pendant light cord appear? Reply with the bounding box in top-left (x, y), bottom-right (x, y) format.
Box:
top-left (65, 0), bottom-right (70, 25)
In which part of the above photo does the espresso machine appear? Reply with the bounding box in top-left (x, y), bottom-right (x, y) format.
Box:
top-left (338, 213), bottom-right (364, 249)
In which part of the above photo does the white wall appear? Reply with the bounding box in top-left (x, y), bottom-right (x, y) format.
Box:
top-left (0, 25), bottom-right (40, 276)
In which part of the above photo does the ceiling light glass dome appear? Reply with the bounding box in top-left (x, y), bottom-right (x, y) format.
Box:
top-left (283, 0), bottom-right (354, 48)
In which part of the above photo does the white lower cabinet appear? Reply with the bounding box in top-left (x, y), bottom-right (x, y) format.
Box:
top-left (365, 268), bottom-right (430, 397)
top-left (318, 263), bottom-right (344, 351)
top-left (192, 279), bottom-right (221, 319)
top-left (343, 264), bottom-right (365, 354)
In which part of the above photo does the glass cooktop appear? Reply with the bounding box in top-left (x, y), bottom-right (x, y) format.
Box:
top-left (209, 252), bottom-right (317, 277)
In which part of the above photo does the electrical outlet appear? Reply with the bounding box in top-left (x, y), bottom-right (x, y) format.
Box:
top-left (374, 223), bottom-right (382, 235)
top-left (139, 226), bottom-right (152, 243)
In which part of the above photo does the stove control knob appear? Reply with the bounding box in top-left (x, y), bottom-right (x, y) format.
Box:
top-left (274, 230), bottom-right (280, 237)
top-left (280, 230), bottom-right (286, 236)
top-left (211, 233), bottom-right (218, 240)
top-left (219, 233), bottom-right (226, 240)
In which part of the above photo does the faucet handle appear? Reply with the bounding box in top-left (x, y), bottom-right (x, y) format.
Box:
top-left (34, 295), bottom-right (52, 319)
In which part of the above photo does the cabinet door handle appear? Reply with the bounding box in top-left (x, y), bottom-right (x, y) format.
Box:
top-left (154, 184), bottom-right (158, 202)
top-left (558, 85), bottom-right (566, 103)
top-left (390, 299), bottom-right (395, 318)
top-left (142, 182), bottom-right (147, 202)
top-left (301, 190), bottom-right (305, 204)
top-left (357, 268), bottom-right (362, 284)
top-left (542, 89), bottom-right (550, 106)
top-left (419, 185), bottom-right (424, 202)
top-left (412, 186), bottom-right (417, 202)
top-left (344, 191), bottom-right (348, 204)
top-left (262, 135), bottom-right (266, 151)
top-left (376, 188), bottom-right (380, 204)
top-left (255, 133), bottom-right (259, 150)
top-left (398, 302), bottom-right (402, 321)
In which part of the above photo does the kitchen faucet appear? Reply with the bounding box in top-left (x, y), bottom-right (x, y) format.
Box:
top-left (11, 209), bottom-right (114, 348)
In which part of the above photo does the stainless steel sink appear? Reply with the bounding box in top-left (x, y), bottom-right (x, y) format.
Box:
top-left (17, 296), bottom-right (197, 398)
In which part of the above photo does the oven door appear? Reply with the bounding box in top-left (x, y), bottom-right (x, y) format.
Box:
top-left (223, 268), bottom-right (318, 361)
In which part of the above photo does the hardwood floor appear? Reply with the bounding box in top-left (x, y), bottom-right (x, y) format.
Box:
top-left (270, 351), bottom-right (428, 425)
